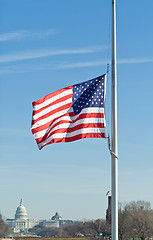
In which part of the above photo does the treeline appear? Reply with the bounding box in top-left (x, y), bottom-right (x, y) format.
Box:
top-left (0, 214), bottom-right (10, 237)
top-left (29, 219), bottom-right (110, 238)
top-left (30, 201), bottom-right (153, 240)
top-left (1, 200), bottom-right (153, 239)
top-left (118, 200), bottom-right (153, 240)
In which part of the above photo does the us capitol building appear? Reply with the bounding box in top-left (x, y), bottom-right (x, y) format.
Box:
top-left (6, 199), bottom-right (72, 233)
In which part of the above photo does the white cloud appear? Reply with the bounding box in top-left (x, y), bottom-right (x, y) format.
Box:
top-left (0, 46), bottom-right (103, 63)
top-left (0, 56), bottom-right (153, 75)
top-left (118, 57), bottom-right (153, 64)
top-left (0, 29), bottom-right (58, 42)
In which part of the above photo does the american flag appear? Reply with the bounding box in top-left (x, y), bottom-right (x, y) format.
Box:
top-left (31, 74), bottom-right (106, 150)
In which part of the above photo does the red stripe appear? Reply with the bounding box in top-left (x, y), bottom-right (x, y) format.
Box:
top-left (33, 93), bottom-right (73, 116)
top-left (35, 122), bottom-right (105, 144)
top-left (31, 112), bottom-right (104, 134)
top-left (32, 85), bottom-right (73, 106)
top-left (32, 102), bottom-right (73, 125)
top-left (39, 132), bottom-right (106, 150)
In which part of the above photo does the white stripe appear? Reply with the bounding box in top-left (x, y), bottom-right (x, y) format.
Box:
top-left (38, 127), bottom-right (105, 148)
top-left (33, 97), bottom-right (72, 120)
top-left (32, 107), bottom-right (74, 129)
top-left (32, 107), bottom-right (104, 129)
top-left (33, 117), bottom-right (105, 139)
top-left (33, 88), bottom-right (73, 111)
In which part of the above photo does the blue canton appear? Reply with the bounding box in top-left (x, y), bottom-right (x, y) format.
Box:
top-left (72, 74), bottom-right (105, 115)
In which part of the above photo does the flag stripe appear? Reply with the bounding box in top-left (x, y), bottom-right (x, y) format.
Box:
top-left (32, 105), bottom-right (73, 127)
top-left (33, 117), bottom-right (105, 139)
top-left (38, 128), bottom-right (105, 150)
top-left (33, 87), bottom-right (73, 111)
top-left (38, 132), bottom-right (105, 150)
top-left (33, 93), bottom-right (73, 116)
top-left (35, 123), bottom-right (105, 145)
top-left (33, 97), bottom-right (73, 120)
top-left (31, 112), bottom-right (105, 135)
top-left (32, 107), bottom-right (104, 130)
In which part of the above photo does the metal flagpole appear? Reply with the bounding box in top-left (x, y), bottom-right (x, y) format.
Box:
top-left (111, 0), bottom-right (118, 240)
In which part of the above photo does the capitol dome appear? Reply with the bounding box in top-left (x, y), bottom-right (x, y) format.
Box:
top-left (15, 199), bottom-right (28, 220)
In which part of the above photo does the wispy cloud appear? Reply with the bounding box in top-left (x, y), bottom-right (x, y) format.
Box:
top-left (0, 56), bottom-right (153, 75)
top-left (0, 29), bottom-right (58, 42)
top-left (118, 57), bottom-right (153, 64)
top-left (0, 46), bottom-right (103, 63)
top-left (0, 60), bottom-right (107, 75)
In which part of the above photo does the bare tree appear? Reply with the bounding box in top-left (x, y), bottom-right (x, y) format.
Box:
top-left (63, 219), bottom-right (110, 237)
top-left (0, 214), bottom-right (10, 237)
top-left (131, 208), bottom-right (153, 240)
top-left (118, 201), bottom-right (153, 240)
top-left (38, 227), bottom-right (59, 237)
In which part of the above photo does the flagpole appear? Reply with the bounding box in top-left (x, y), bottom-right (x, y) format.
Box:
top-left (111, 0), bottom-right (118, 240)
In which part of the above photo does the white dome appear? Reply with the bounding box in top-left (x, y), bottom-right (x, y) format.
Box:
top-left (15, 199), bottom-right (28, 220)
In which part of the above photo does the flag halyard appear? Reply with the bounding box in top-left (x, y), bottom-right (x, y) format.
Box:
top-left (31, 74), bottom-right (106, 150)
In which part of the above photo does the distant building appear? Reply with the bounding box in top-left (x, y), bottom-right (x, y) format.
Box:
top-left (51, 212), bottom-right (73, 227)
top-left (52, 212), bottom-right (62, 221)
top-left (5, 199), bottom-right (73, 233)
top-left (106, 196), bottom-right (111, 224)
top-left (6, 199), bottom-right (39, 233)
top-left (39, 219), bottom-right (59, 228)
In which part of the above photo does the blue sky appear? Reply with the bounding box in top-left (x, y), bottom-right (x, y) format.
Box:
top-left (0, 0), bottom-right (153, 221)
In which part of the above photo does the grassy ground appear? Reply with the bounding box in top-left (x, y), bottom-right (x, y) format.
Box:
top-left (13, 238), bottom-right (90, 240)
